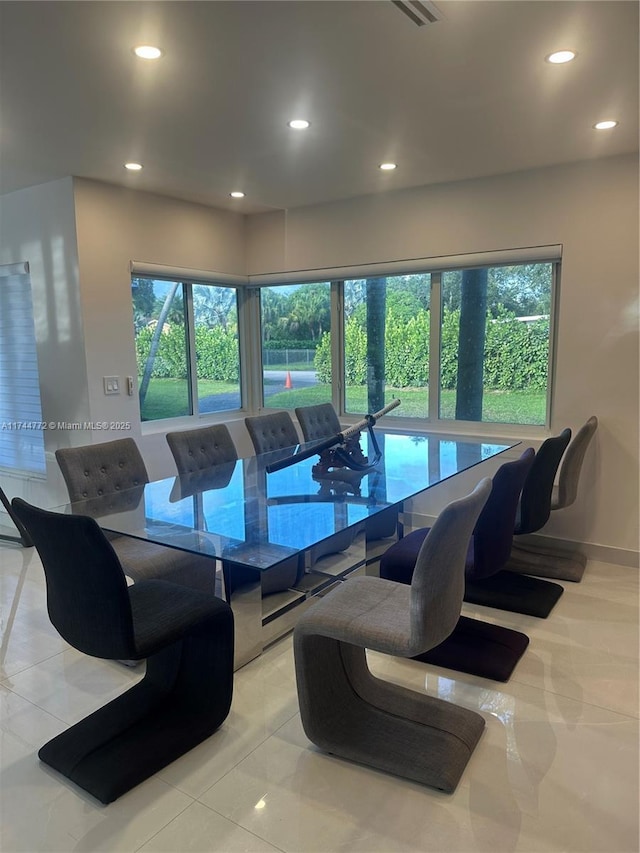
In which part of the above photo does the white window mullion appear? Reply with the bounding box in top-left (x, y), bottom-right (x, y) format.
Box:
top-left (238, 287), bottom-right (263, 412)
top-left (184, 283), bottom-right (198, 415)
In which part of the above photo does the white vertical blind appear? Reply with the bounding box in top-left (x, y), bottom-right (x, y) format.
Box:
top-left (0, 262), bottom-right (46, 474)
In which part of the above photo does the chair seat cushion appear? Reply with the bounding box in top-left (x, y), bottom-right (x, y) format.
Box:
top-left (380, 527), bottom-right (430, 584)
top-left (113, 536), bottom-right (217, 594)
top-left (129, 579), bottom-right (232, 657)
top-left (298, 576), bottom-right (414, 657)
top-left (464, 571), bottom-right (564, 618)
top-left (414, 615), bottom-right (529, 682)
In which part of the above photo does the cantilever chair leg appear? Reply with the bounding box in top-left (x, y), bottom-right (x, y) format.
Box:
top-left (295, 631), bottom-right (484, 793)
top-left (505, 540), bottom-right (587, 582)
top-left (39, 603), bottom-right (233, 803)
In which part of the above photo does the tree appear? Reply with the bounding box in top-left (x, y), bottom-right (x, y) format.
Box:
top-left (366, 278), bottom-right (386, 413)
top-left (131, 277), bottom-right (156, 330)
top-left (192, 285), bottom-right (236, 330)
top-left (138, 282), bottom-right (182, 406)
top-left (261, 288), bottom-right (288, 342)
top-left (288, 285), bottom-right (330, 341)
top-left (488, 263), bottom-right (551, 316)
top-left (442, 263), bottom-right (551, 317)
top-left (455, 268), bottom-right (487, 421)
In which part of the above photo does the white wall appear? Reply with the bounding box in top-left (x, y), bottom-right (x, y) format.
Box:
top-left (72, 179), bottom-right (247, 443)
top-left (0, 178), bottom-right (89, 508)
top-left (247, 155), bottom-right (639, 558)
top-left (0, 179), bottom-right (248, 511)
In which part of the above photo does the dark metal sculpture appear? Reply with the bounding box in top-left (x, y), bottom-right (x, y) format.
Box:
top-left (265, 399), bottom-right (401, 475)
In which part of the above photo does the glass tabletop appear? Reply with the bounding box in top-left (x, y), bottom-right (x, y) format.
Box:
top-left (60, 429), bottom-right (516, 571)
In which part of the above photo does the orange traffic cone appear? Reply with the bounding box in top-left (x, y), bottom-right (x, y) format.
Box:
top-left (285, 371), bottom-right (293, 389)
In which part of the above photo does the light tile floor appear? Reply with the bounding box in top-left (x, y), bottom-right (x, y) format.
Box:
top-left (1, 542), bottom-right (638, 853)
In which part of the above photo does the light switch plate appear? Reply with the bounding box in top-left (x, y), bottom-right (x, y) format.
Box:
top-left (103, 376), bottom-right (120, 395)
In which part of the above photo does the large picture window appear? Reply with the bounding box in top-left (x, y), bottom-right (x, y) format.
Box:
top-left (439, 264), bottom-right (552, 425)
top-left (343, 274), bottom-right (431, 418)
top-left (132, 277), bottom-right (240, 422)
top-left (132, 251), bottom-right (556, 430)
top-left (260, 282), bottom-right (332, 411)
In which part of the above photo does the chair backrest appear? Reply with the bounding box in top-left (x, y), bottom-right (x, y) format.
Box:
top-left (295, 403), bottom-right (341, 442)
top-left (469, 448), bottom-right (536, 581)
top-left (409, 478), bottom-right (492, 650)
top-left (11, 498), bottom-right (137, 660)
top-left (56, 438), bottom-right (149, 502)
top-left (166, 424), bottom-right (237, 476)
top-left (170, 462), bottom-right (237, 500)
top-left (515, 428), bottom-right (572, 535)
top-left (554, 416), bottom-right (598, 509)
top-left (245, 412), bottom-right (300, 455)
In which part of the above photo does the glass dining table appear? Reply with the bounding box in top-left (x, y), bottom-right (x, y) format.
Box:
top-left (59, 429), bottom-right (517, 668)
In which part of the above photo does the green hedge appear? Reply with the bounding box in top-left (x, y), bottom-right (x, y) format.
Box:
top-left (136, 308), bottom-right (549, 391)
top-left (316, 308), bottom-right (548, 390)
top-left (263, 339), bottom-right (317, 350)
top-left (136, 325), bottom-right (239, 381)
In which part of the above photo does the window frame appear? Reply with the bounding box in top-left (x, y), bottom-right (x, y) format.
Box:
top-left (256, 253), bottom-right (561, 435)
top-left (132, 275), bottom-right (243, 427)
top-left (132, 246), bottom-right (560, 436)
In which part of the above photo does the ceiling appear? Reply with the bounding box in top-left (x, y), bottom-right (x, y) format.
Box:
top-left (0, 1), bottom-right (637, 215)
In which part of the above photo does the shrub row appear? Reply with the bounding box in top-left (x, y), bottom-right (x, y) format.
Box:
top-left (136, 325), bottom-right (239, 381)
top-left (315, 309), bottom-right (549, 390)
top-left (263, 339), bottom-right (317, 350)
top-left (136, 309), bottom-right (549, 391)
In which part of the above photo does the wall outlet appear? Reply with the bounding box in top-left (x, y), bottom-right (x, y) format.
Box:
top-left (126, 376), bottom-right (134, 396)
top-left (103, 376), bottom-right (120, 395)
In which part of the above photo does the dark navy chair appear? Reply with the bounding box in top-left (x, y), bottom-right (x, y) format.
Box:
top-left (463, 430), bottom-right (570, 618)
top-left (380, 449), bottom-right (536, 681)
top-left (12, 498), bottom-right (234, 804)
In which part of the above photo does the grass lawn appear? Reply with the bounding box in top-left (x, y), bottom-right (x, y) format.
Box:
top-left (141, 378), bottom-right (546, 425)
top-left (140, 378), bottom-right (240, 421)
top-left (266, 385), bottom-right (545, 424)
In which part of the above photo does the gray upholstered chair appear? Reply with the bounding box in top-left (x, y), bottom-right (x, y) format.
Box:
top-left (294, 477), bottom-right (492, 793)
top-left (245, 411), bottom-right (300, 455)
top-left (295, 403), bottom-right (341, 443)
top-left (552, 416), bottom-right (598, 510)
top-left (166, 423), bottom-right (238, 475)
top-left (55, 438), bottom-right (219, 594)
top-left (506, 417), bottom-right (597, 582)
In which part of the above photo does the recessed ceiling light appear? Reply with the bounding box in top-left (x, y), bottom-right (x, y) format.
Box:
top-left (133, 45), bottom-right (163, 60)
top-left (229, 191), bottom-right (245, 198)
top-left (379, 162), bottom-right (397, 171)
top-left (545, 50), bottom-right (576, 64)
top-left (124, 162), bottom-right (143, 171)
top-left (288, 119), bottom-right (310, 130)
top-left (593, 120), bottom-right (619, 130)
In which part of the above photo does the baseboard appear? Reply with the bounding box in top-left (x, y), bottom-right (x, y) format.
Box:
top-left (404, 511), bottom-right (639, 569)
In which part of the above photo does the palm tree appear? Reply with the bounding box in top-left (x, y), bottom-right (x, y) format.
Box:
top-left (366, 278), bottom-right (386, 413)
